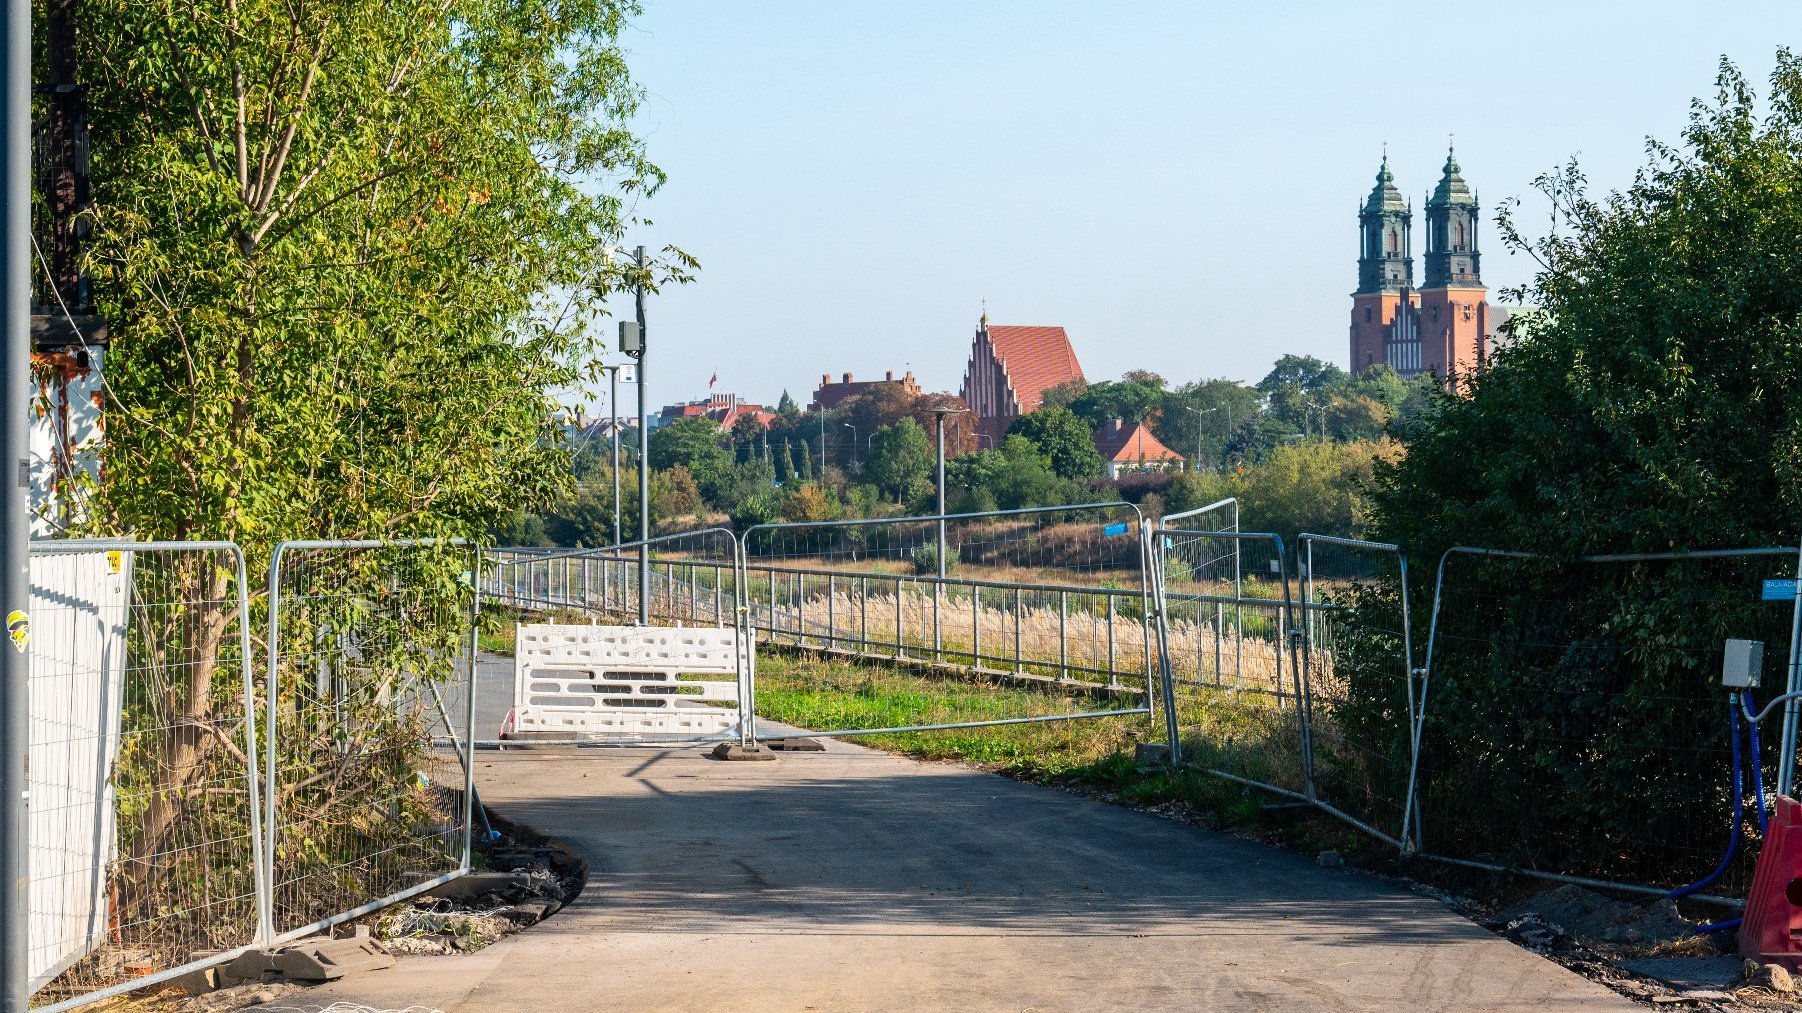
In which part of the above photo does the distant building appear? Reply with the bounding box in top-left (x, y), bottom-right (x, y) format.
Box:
top-left (654, 393), bottom-right (774, 432)
top-left (1350, 148), bottom-right (1489, 381)
top-left (960, 314), bottom-right (1085, 445)
top-left (1487, 304), bottom-right (1544, 352)
top-left (809, 369), bottom-right (921, 412)
top-left (1092, 419), bottom-right (1184, 479)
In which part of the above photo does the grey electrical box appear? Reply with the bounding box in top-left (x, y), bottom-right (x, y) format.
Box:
top-left (618, 321), bottom-right (642, 354)
top-left (1723, 639), bottom-right (1764, 688)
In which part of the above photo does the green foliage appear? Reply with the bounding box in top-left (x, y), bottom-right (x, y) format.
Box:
top-left (649, 417), bottom-right (732, 498)
top-left (863, 418), bottom-right (933, 501)
top-left (1008, 406), bottom-right (1105, 480)
top-left (1152, 379), bottom-right (1263, 470)
top-left (1069, 377), bottom-right (1165, 428)
top-left (89, 0), bottom-right (684, 547)
top-left (910, 542), bottom-right (953, 576)
top-left (1236, 440), bottom-right (1394, 545)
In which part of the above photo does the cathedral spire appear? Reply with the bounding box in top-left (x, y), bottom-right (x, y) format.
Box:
top-left (1423, 143), bottom-right (1480, 287)
top-left (1357, 154), bottom-right (1413, 293)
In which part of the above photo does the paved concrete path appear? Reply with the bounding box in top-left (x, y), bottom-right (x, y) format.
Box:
top-left (279, 738), bottom-right (1635, 1012)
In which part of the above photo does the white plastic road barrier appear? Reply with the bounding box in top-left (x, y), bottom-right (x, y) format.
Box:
top-left (507, 623), bottom-right (744, 740)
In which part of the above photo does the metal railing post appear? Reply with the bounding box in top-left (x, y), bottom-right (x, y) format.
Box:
top-left (1013, 586), bottom-right (1024, 673)
top-left (1058, 591), bottom-right (1068, 681)
top-left (971, 584), bottom-right (981, 667)
top-left (827, 573), bottom-right (836, 650)
top-left (1095, 591), bottom-right (1110, 684)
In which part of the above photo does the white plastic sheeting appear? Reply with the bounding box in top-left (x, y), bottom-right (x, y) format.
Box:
top-left (26, 548), bottom-right (129, 988)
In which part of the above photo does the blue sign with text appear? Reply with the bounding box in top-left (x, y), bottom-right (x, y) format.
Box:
top-left (1102, 522), bottom-right (1130, 537)
top-left (1763, 579), bottom-right (1800, 601)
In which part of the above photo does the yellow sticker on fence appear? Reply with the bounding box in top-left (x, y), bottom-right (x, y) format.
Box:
top-left (7, 610), bottom-right (27, 654)
top-left (107, 551), bottom-right (123, 574)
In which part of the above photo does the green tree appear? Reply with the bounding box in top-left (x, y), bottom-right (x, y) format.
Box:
top-left (1154, 378), bottom-right (1264, 469)
top-left (1069, 377), bottom-right (1165, 427)
top-left (1007, 406), bottom-right (1104, 479)
top-left (990, 435), bottom-right (1066, 510)
top-left (649, 417), bottom-right (732, 497)
top-left (730, 414), bottom-right (766, 464)
top-left (78, 0), bottom-right (680, 886)
top-left (863, 419), bottom-right (933, 501)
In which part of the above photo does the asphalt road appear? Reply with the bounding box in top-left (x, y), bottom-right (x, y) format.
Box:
top-left (269, 735), bottom-right (1637, 1012)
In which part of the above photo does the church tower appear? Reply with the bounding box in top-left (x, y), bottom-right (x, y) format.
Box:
top-left (1417, 145), bottom-right (1488, 379)
top-left (1349, 156), bottom-right (1420, 374)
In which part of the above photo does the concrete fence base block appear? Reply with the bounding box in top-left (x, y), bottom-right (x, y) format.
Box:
top-left (765, 737), bottom-right (826, 752)
top-left (1133, 742), bottom-right (1172, 766)
top-left (224, 937), bottom-right (395, 984)
top-left (711, 742), bottom-right (778, 761)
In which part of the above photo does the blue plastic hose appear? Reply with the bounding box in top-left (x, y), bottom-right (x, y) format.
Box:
top-left (1746, 691), bottom-right (1770, 835)
top-left (1669, 695), bottom-right (1744, 900)
top-left (1697, 917), bottom-right (1742, 934)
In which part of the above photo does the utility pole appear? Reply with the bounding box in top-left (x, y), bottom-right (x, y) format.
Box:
top-left (631, 246), bottom-right (648, 624)
top-left (817, 413), bottom-right (824, 477)
top-left (609, 365), bottom-right (621, 547)
top-left (3, 0), bottom-right (34, 1007)
top-left (929, 405), bottom-right (967, 657)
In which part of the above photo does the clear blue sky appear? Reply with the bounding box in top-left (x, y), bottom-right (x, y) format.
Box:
top-left (590, 1), bottom-right (1800, 412)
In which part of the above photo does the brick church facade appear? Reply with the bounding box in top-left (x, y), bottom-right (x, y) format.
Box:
top-left (960, 315), bottom-right (1085, 444)
top-left (1349, 149), bottom-right (1488, 380)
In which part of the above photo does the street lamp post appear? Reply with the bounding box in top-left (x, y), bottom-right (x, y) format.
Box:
top-left (843, 422), bottom-right (858, 470)
top-left (608, 365), bottom-right (622, 547)
top-left (2, 0), bottom-right (30, 1005)
top-left (1183, 406), bottom-right (1220, 474)
top-left (609, 244), bottom-right (650, 623)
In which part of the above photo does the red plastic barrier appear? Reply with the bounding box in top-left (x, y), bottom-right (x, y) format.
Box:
top-left (1742, 795), bottom-right (1802, 970)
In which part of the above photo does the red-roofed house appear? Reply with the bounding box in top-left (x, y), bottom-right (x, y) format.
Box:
top-left (960, 315), bottom-right (1085, 444)
top-left (1091, 419), bottom-right (1185, 479)
top-left (654, 393), bottom-right (774, 432)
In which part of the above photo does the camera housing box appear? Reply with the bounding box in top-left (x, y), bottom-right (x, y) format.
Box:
top-left (1723, 638), bottom-right (1765, 689)
top-left (618, 321), bottom-right (642, 354)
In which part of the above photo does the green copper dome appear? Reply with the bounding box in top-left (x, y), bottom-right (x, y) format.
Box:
top-left (1363, 156), bottom-right (1408, 215)
top-left (1428, 147), bottom-right (1475, 207)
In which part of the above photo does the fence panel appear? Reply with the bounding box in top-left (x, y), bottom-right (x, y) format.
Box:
top-left (1156, 528), bottom-right (1307, 799)
top-left (1296, 534), bottom-right (1416, 848)
top-left (477, 529), bottom-right (748, 745)
top-left (1413, 547), bottom-right (1799, 901)
top-left (26, 541), bottom-right (263, 1013)
top-left (264, 540), bottom-right (476, 944)
top-left (740, 504), bottom-right (1153, 738)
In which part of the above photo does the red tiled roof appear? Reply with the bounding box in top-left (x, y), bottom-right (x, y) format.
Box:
top-left (987, 325), bottom-right (1084, 414)
top-left (1092, 420), bottom-right (1184, 464)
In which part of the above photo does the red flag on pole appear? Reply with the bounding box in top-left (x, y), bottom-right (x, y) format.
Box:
top-left (709, 372), bottom-right (718, 388)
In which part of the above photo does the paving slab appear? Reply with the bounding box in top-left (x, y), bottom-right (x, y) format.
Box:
top-left (268, 739), bottom-right (1640, 1012)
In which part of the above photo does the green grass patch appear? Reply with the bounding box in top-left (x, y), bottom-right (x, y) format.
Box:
top-left (753, 651), bottom-right (1150, 777)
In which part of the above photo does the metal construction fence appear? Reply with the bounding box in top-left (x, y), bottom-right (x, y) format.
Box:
top-left (263, 539), bottom-right (478, 944)
top-left (1407, 546), bottom-right (1802, 904)
top-left (25, 541), bottom-right (262, 1012)
top-left (1155, 527), bottom-right (1308, 800)
top-left (739, 503), bottom-right (1154, 738)
top-left (1152, 528), bottom-right (1802, 906)
top-left (24, 536), bottom-right (480, 1011)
